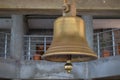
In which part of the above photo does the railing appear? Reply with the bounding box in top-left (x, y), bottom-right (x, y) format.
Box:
top-left (0, 29), bottom-right (120, 60)
top-left (94, 29), bottom-right (120, 59)
top-left (0, 32), bottom-right (10, 59)
top-left (24, 35), bottom-right (53, 60)
top-left (23, 29), bottom-right (120, 60)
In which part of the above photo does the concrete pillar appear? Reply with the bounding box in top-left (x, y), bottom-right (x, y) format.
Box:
top-left (10, 15), bottom-right (26, 60)
top-left (82, 15), bottom-right (94, 49)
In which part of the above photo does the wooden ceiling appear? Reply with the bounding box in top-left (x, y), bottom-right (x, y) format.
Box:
top-left (0, 0), bottom-right (120, 17)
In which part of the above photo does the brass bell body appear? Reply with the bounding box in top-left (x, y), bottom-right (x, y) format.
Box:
top-left (43, 16), bottom-right (97, 62)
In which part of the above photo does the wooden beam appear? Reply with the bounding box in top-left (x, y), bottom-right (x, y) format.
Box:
top-left (0, 0), bottom-right (120, 16)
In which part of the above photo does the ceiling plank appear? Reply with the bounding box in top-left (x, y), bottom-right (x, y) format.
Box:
top-left (0, 0), bottom-right (120, 16)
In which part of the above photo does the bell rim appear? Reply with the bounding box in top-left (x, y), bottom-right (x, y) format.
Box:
top-left (42, 52), bottom-right (98, 62)
top-left (43, 52), bottom-right (97, 57)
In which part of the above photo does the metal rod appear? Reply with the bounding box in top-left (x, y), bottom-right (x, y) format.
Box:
top-left (97, 33), bottom-right (100, 58)
top-left (112, 30), bottom-right (116, 56)
top-left (24, 35), bottom-right (53, 38)
top-left (44, 37), bottom-right (47, 53)
top-left (94, 28), bottom-right (119, 34)
top-left (4, 34), bottom-right (7, 59)
top-left (28, 36), bottom-right (31, 60)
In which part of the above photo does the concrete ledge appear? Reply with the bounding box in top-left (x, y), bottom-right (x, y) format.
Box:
top-left (0, 56), bottom-right (120, 79)
top-left (20, 60), bottom-right (86, 79)
top-left (0, 58), bottom-right (18, 79)
top-left (19, 56), bottom-right (120, 79)
top-left (89, 55), bottom-right (120, 78)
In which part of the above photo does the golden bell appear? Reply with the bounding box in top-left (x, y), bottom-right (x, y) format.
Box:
top-left (42, 16), bottom-right (97, 62)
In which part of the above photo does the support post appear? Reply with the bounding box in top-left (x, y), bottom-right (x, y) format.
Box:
top-left (97, 33), bottom-right (100, 58)
top-left (112, 30), bottom-right (116, 56)
top-left (82, 15), bottom-right (94, 49)
top-left (28, 36), bottom-right (31, 60)
top-left (44, 37), bottom-right (47, 53)
top-left (10, 15), bottom-right (26, 60)
top-left (4, 33), bottom-right (8, 59)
